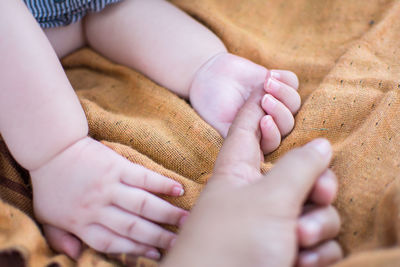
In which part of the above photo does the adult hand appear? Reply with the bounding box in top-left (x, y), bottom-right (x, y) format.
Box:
top-left (162, 88), bottom-right (342, 267)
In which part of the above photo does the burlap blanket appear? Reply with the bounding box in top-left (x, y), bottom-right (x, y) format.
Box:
top-left (2, 0), bottom-right (400, 266)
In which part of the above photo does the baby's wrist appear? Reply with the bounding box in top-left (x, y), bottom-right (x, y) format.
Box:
top-left (188, 51), bottom-right (230, 100)
top-left (29, 135), bottom-right (90, 176)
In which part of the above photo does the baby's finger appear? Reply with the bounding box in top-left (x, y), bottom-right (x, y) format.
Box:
top-left (112, 184), bottom-right (188, 225)
top-left (121, 163), bottom-right (184, 197)
top-left (269, 69), bottom-right (299, 90)
top-left (264, 77), bottom-right (301, 114)
top-left (261, 94), bottom-right (294, 136)
top-left (43, 224), bottom-right (82, 260)
top-left (297, 241), bottom-right (343, 267)
top-left (260, 115), bottom-right (281, 154)
top-left (309, 170), bottom-right (338, 206)
top-left (99, 206), bottom-right (176, 249)
top-left (81, 224), bottom-right (161, 259)
top-left (297, 205), bottom-right (341, 248)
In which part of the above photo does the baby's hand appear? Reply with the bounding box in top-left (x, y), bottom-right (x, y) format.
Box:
top-left (31, 137), bottom-right (188, 260)
top-left (190, 53), bottom-right (300, 154)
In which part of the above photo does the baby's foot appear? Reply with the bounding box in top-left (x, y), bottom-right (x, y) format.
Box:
top-left (190, 52), bottom-right (300, 154)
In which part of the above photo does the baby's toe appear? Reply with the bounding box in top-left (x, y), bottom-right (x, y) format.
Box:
top-left (297, 241), bottom-right (343, 267)
top-left (269, 69), bottom-right (299, 90)
top-left (260, 115), bottom-right (281, 154)
top-left (297, 205), bottom-right (340, 248)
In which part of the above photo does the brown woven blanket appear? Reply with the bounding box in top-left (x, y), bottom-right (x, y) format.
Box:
top-left (2, 0), bottom-right (400, 266)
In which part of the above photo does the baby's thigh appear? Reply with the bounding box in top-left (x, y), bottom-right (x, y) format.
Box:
top-left (43, 21), bottom-right (85, 59)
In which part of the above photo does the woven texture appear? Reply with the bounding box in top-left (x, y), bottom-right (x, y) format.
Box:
top-left (1, 0), bottom-right (400, 266)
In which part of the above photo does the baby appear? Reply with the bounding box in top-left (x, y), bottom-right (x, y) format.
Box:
top-left (0, 0), bottom-right (300, 260)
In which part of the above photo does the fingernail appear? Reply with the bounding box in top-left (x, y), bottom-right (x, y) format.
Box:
top-left (145, 250), bottom-right (160, 260)
top-left (319, 171), bottom-right (336, 191)
top-left (270, 70), bottom-right (281, 80)
top-left (301, 218), bottom-right (320, 237)
top-left (301, 252), bottom-right (319, 266)
top-left (179, 215), bottom-right (188, 227)
top-left (172, 186), bottom-right (184, 196)
top-left (169, 238), bottom-right (177, 249)
top-left (305, 139), bottom-right (331, 157)
top-left (261, 115), bottom-right (273, 129)
top-left (266, 78), bottom-right (281, 93)
top-left (262, 94), bottom-right (278, 109)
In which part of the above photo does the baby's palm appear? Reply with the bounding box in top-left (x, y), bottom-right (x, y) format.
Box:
top-left (190, 53), bottom-right (300, 153)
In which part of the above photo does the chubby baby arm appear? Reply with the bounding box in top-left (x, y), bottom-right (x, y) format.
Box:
top-left (84, 0), bottom-right (300, 154)
top-left (0, 0), bottom-right (186, 259)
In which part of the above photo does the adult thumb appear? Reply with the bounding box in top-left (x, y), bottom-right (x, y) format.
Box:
top-left (252, 139), bottom-right (333, 215)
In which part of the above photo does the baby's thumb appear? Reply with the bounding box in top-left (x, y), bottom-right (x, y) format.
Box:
top-left (43, 224), bottom-right (82, 260)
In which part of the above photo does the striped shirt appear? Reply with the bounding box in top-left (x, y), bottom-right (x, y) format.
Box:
top-left (23, 0), bottom-right (122, 28)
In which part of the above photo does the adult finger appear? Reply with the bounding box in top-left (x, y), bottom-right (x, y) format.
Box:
top-left (121, 163), bottom-right (184, 197)
top-left (254, 139), bottom-right (332, 214)
top-left (111, 184), bottom-right (188, 225)
top-left (99, 206), bottom-right (176, 249)
top-left (297, 241), bottom-right (343, 267)
top-left (213, 88), bottom-right (265, 185)
top-left (298, 205), bottom-right (341, 248)
top-left (309, 170), bottom-right (338, 206)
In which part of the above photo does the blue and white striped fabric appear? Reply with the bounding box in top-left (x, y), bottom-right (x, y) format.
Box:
top-left (23, 0), bottom-right (122, 28)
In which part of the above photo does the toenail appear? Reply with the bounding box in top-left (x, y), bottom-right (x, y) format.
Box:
top-left (301, 252), bottom-right (319, 267)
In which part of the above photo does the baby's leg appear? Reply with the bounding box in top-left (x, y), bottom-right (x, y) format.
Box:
top-left (43, 20), bottom-right (85, 58)
top-left (83, 0), bottom-right (227, 97)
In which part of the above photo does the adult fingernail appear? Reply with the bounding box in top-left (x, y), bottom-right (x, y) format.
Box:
top-left (145, 250), bottom-right (160, 260)
top-left (172, 186), bottom-right (184, 196)
top-left (301, 252), bottom-right (319, 267)
top-left (299, 217), bottom-right (320, 245)
top-left (305, 139), bottom-right (331, 157)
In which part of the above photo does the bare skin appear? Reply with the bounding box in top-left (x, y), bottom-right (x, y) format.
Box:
top-left (162, 89), bottom-right (342, 267)
top-left (0, 0), bottom-right (328, 262)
